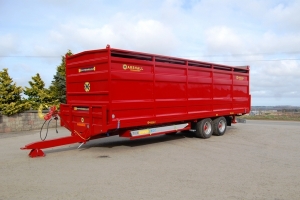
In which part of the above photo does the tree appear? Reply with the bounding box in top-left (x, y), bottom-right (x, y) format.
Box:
top-left (0, 68), bottom-right (30, 115)
top-left (24, 73), bottom-right (56, 110)
top-left (49, 50), bottom-right (73, 104)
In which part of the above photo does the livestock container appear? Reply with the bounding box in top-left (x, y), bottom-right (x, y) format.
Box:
top-left (22, 45), bottom-right (251, 157)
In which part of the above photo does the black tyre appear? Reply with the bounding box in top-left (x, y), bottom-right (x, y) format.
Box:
top-left (195, 118), bottom-right (213, 139)
top-left (213, 117), bottom-right (227, 136)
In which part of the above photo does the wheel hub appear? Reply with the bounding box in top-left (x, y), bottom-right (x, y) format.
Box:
top-left (203, 122), bottom-right (211, 134)
top-left (218, 120), bottom-right (226, 132)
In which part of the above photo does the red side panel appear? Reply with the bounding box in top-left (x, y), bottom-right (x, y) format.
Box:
top-left (154, 62), bottom-right (187, 120)
top-left (188, 66), bottom-right (213, 115)
top-left (232, 72), bottom-right (250, 110)
top-left (110, 57), bottom-right (154, 125)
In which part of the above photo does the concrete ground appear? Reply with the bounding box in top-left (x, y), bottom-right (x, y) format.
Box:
top-left (0, 120), bottom-right (300, 200)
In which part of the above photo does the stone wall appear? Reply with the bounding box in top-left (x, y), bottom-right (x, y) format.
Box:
top-left (0, 111), bottom-right (60, 133)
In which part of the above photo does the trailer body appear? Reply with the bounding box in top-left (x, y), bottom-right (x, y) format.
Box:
top-left (22, 45), bottom-right (251, 157)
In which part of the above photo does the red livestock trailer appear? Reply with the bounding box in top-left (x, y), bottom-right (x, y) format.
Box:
top-left (21, 45), bottom-right (251, 157)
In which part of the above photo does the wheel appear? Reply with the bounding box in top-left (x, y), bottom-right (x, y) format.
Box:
top-left (195, 118), bottom-right (213, 139)
top-left (213, 117), bottom-right (227, 136)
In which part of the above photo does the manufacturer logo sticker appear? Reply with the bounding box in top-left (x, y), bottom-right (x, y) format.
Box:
top-left (147, 121), bottom-right (156, 125)
top-left (84, 82), bottom-right (90, 92)
top-left (79, 66), bottom-right (96, 73)
top-left (236, 76), bottom-right (245, 81)
top-left (123, 64), bottom-right (143, 72)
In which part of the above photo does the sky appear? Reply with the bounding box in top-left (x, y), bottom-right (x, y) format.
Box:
top-left (0, 0), bottom-right (300, 106)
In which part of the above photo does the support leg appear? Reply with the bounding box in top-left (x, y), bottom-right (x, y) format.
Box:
top-left (29, 149), bottom-right (45, 158)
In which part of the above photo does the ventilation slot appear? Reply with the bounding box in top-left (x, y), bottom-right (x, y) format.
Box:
top-left (214, 65), bottom-right (232, 71)
top-left (234, 66), bottom-right (249, 73)
top-left (111, 51), bottom-right (152, 61)
top-left (188, 62), bottom-right (211, 69)
top-left (155, 57), bottom-right (185, 65)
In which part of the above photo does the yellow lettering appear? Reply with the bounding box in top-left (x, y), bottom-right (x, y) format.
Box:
top-left (236, 76), bottom-right (244, 81)
top-left (122, 64), bottom-right (143, 72)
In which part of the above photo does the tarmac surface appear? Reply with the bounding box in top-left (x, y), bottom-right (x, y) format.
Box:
top-left (0, 120), bottom-right (300, 200)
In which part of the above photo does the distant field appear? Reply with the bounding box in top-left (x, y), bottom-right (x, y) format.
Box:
top-left (239, 114), bottom-right (300, 121)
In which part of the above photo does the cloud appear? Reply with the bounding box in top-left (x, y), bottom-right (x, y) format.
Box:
top-left (45, 18), bottom-right (178, 55)
top-left (203, 27), bottom-right (300, 57)
top-left (263, 60), bottom-right (300, 77)
top-left (123, 19), bottom-right (179, 54)
top-left (260, 31), bottom-right (300, 53)
top-left (204, 26), bottom-right (245, 54)
top-left (265, 1), bottom-right (300, 31)
top-left (250, 59), bottom-right (300, 100)
top-left (0, 34), bottom-right (19, 56)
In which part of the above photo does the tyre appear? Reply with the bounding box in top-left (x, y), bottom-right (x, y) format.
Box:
top-left (213, 117), bottom-right (227, 136)
top-left (195, 118), bottom-right (213, 139)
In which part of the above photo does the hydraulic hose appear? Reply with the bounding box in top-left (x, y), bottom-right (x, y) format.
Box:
top-left (40, 119), bottom-right (52, 141)
top-left (39, 117), bottom-right (59, 141)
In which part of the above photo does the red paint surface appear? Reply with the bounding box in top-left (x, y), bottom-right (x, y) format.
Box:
top-left (61, 46), bottom-right (251, 138)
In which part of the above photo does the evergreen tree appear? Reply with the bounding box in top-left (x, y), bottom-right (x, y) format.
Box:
top-left (49, 50), bottom-right (73, 104)
top-left (24, 73), bottom-right (56, 109)
top-left (0, 68), bottom-right (30, 116)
